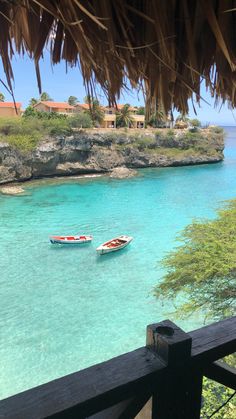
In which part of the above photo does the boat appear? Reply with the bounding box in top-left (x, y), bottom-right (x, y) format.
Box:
top-left (50, 235), bottom-right (93, 244)
top-left (96, 235), bottom-right (133, 255)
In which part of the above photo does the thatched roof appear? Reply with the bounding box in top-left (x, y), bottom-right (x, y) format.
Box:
top-left (1, 0), bottom-right (236, 115)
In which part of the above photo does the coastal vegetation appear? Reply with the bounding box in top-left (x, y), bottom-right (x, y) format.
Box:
top-left (67, 96), bottom-right (78, 106)
top-left (116, 104), bottom-right (134, 128)
top-left (0, 116), bottom-right (224, 156)
top-left (155, 201), bottom-right (236, 417)
top-left (0, 117), bottom-right (72, 151)
top-left (84, 96), bottom-right (104, 126)
top-left (155, 200), bottom-right (236, 319)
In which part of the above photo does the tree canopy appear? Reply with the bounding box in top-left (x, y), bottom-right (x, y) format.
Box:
top-left (116, 104), bottom-right (134, 128)
top-left (0, 92), bottom-right (5, 102)
top-left (40, 92), bottom-right (53, 101)
top-left (84, 96), bottom-right (104, 126)
top-left (68, 96), bottom-right (78, 106)
top-left (155, 200), bottom-right (236, 320)
top-left (29, 97), bottom-right (38, 106)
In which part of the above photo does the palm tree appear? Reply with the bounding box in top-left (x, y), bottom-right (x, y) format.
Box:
top-left (0, 92), bottom-right (5, 102)
top-left (116, 104), bottom-right (134, 128)
top-left (84, 96), bottom-right (104, 126)
top-left (40, 92), bottom-right (53, 101)
top-left (29, 97), bottom-right (38, 106)
top-left (68, 96), bottom-right (78, 106)
top-left (148, 106), bottom-right (166, 128)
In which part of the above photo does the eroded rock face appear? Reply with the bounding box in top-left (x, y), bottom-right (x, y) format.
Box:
top-left (109, 167), bottom-right (137, 178)
top-left (0, 130), bottom-right (224, 184)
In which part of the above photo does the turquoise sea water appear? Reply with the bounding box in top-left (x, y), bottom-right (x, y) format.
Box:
top-left (1, 127), bottom-right (236, 399)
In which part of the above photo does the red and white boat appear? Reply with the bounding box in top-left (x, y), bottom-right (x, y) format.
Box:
top-left (96, 235), bottom-right (133, 255)
top-left (50, 235), bottom-right (93, 244)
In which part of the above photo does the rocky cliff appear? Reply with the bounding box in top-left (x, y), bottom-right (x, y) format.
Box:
top-left (0, 129), bottom-right (224, 184)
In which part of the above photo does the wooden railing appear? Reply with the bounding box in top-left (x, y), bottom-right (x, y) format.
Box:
top-left (0, 317), bottom-right (235, 418)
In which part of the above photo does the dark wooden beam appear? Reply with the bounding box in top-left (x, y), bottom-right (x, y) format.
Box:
top-left (0, 348), bottom-right (166, 419)
top-left (189, 316), bottom-right (236, 365)
top-left (147, 320), bottom-right (202, 419)
top-left (0, 317), bottom-right (235, 419)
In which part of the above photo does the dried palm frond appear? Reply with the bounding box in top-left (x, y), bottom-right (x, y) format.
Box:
top-left (0, 0), bottom-right (236, 115)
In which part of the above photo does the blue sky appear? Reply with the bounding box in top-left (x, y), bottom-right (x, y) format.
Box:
top-left (1, 52), bottom-right (236, 125)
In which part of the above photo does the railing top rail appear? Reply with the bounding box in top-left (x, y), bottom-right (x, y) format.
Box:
top-left (0, 316), bottom-right (235, 419)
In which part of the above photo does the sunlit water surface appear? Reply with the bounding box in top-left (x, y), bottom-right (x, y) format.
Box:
top-left (1, 127), bottom-right (236, 398)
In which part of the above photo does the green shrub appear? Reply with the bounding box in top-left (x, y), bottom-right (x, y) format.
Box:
top-left (43, 119), bottom-right (72, 136)
top-left (210, 126), bottom-right (224, 134)
top-left (134, 136), bottom-right (157, 150)
top-left (0, 116), bottom-right (73, 150)
top-left (23, 106), bottom-right (68, 120)
top-left (0, 118), bottom-right (22, 135)
top-left (4, 134), bottom-right (41, 151)
top-left (166, 129), bottom-right (175, 137)
top-left (189, 118), bottom-right (201, 127)
top-left (69, 113), bottom-right (93, 128)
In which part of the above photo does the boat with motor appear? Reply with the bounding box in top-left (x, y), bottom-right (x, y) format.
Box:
top-left (96, 235), bottom-right (133, 255)
top-left (50, 235), bottom-right (93, 244)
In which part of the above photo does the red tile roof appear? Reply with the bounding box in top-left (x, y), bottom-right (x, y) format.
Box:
top-left (75, 103), bottom-right (90, 109)
top-left (106, 104), bottom-right (137, 111)
top-left (0, 102), bottom-right (21, 108)
top-left (36, 101), bottom-right (75, 109)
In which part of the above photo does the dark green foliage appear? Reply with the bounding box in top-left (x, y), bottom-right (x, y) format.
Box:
top-left (166, 129), bottom-right (175, 137)
top-left (43, 119), bottom-right (72, 136)
top-left (0, 116), bottom-right (73, 150)
top-left (190, 118), bottom-right (201, 127)
top-left (69, 113), bottom-right (93, 128)
top-left (0, 92), bottom-right (5, 102)
top-left (84, 95), bottom-right (104, 126)
top-left (28, 98), bottom-right (38, 106)
top-left (155, 199), bottom-right (236, 418)
top-left (136, 106), bottom-right (145, 115)
top-left (2, 134), bottom-right (40, 152)
top-left (40, 92), bottom-right (53, 101)
top-left (68, 96), bottom-right (78, 106)
top-left (148, 110), bottom-right (166, 128)
top-left (155, 200), bottom-right (236, 320)
top-left (116, 104), bottom-right (134, 128)
top-left (133, 136), bottom-right (157, 150)
top-left (23, 107), bottom-right (67, 120)
top-left (201, 373), bottom-right (236, 418)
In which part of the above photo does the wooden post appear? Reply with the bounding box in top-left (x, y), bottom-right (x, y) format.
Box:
top-left (146, 320), bottom-right (203, 419)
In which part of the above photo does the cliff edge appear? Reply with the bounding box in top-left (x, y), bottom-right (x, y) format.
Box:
top-left (0, 128), bottom-right (224, 184)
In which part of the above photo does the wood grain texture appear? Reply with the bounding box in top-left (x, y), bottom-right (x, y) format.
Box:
top-left (0, 317), bottom-right (235, 419)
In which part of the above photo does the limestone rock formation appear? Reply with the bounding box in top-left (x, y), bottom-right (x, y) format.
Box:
top-left (0, 130), bottom-right (224, 185)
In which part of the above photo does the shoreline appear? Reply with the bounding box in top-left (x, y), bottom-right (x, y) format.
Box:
top-left (0, 159), bottom-right (223, 195)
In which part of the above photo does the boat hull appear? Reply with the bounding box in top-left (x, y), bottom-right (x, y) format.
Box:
top-left (96, 235), bottom-right (133, 255)
top-left (50, 235), bottom-right (93, 245)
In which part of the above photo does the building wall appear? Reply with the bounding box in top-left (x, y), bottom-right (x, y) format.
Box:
top-left (34, 103), bottom-right (50, 112)
top-left (100, 115), bottom-right (116, 128)
top-left (0, 108), bottom-right (21, 118)
top-left (75, 104), bottom-right (89, 112)
top-left (34, 103), bottom-right (74, 114)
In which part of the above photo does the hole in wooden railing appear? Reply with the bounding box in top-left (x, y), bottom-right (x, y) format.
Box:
top-left (155, 326), bottom-right (174, 336)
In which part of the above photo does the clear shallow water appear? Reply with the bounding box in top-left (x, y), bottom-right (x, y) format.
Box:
top-left (1, 127), bottom-right (236, 399)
